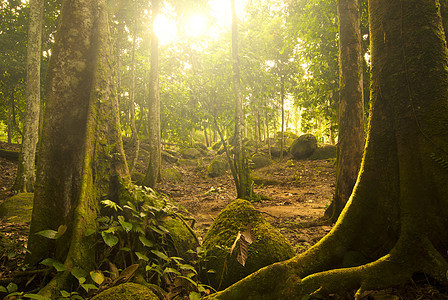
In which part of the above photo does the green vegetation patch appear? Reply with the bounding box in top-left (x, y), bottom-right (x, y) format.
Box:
top-left (91, 282), bottom-right (158, 300)
top-left (201, 199), bottom-right (295, 290)
top-left (0, 193), bottom-right (34, 223)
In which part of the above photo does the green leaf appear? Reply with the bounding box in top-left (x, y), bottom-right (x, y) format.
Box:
top-left (71, 267), bottom-right (88, 280)
top-left (7, 282), bottom-right (18, 293)
top-left (90, 270), bottom-right (105, 285)
top-left (84, 228), bottom-right (96, 237)
top-left (40, 258), bottom-right (66, 272)
top-left (149, 225), bottom-right (166, 235)
top-left (60, 290), bottom-right (70, 297)
top-left (0, 285), bottom-right (8, 293)
top-left (189, 291), bottom-right (201, 300)
top-left (57, 225), bottom-right (67, 237)
top-left (101, 232), bottom-right (119, 247)
top-left (119, 247), bottom-right (131, 252)
top-left (124, 201), bottom-right (137, 212)
top-left (157, 225), bottom-right (170, 234)
top-left (178, 275), bottom-right (197, 286)
top-left (35, 229), bottom-right (59, 239)
top-left (163, 267), bottom-right (180, 275)
top-left (135, 252), bottom-right (149, 261)
top-left (81, 283), bottom-right (98, 292)
top-left (151, 250), bottom-right (170, 261)
top-left (23, 294), bottom-right (51, 300)
top-left (179, 264), bottom-right (197, 274)
top-left (101, 200), bottom-right (123, 211)
top-left (118, 216), bottom-right (133, 232)
top-left (138, 235), bottom-right (153, 248)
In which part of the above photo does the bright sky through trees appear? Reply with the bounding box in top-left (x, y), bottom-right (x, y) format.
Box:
top-left (153, 0), bottom-right (248, 44)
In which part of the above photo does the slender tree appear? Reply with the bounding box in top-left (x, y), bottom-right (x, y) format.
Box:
top-left (213, 0), bottom-right (448, 297)
top-left (324, 0), bottom-right (365, 222)
top-left (13, 0), bottom-right (44, 192)
top-left (25, 0), bottom-right (129, 296)
top-left (231, 0), bottom-right (251, 200)
top-left (143, 0), bottom-right (161, 188)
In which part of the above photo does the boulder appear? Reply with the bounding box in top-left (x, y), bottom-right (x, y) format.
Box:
top-left (91, 283), bottom-right (158, 300)
top-left (164, 218), bottom-right (199, 261)
top-left (201, 199), bottom-right (295, 290)
top-left (0, 193), bottom-right (34, 223)
top-left (161, 168), bottom-right (183, 182)
top-left (290, 134), bottom-right (318, 159)
top-left (207, 157), bottom-right (229, 178)
top-left (161, 150), bottom-right (178, 164)
top-left (309, 144), bottom-right (337, 160)
top-left (180, 148), bottom-right (202, 159)
top-left (250, 153), bottom-right (272, 169)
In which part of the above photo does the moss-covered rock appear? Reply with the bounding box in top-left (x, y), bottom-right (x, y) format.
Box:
top-left (131, 172), bottom-right (145, 185)
top-left (161, 150), bottom-right (178, 164)
top-left (177, 158), bottom-right (198, 167)
top-left (207, 157), bottom-right (229, 178)
top-left (250, 153), bottom-right (272, 169)
top-left (164, 218), bottom-right (199, 261)
top-left (251, 174), bottom-right (282, 186)
top-left (91, 282), bottom-right (158, 300)
top-left (309, 144), bottom-right (337, 160)
top-left (161, 168), bottom-right (183, 182)
top-left (0, 193), bottom-right (34, 223)
top-left (181, 148), bottom-right (202, 159)
top-left (290, 134), bottom-right (318, 159)
top-left (201, 199), bottom-right (295, 290)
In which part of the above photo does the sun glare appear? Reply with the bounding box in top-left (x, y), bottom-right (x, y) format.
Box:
top-left (209, 0), bottom-right (248, 30)
top-left (185, 14), bottom-right (208, 37)
top-left (154, 14), bottom-right (177, 45)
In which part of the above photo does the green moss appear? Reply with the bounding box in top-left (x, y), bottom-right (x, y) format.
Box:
top-left (202, 199), bottom-right (295, 290)
top-left (161, 168), bottom-right (183, 182)
top-left (208, 158), bottom-right (229, 177)
top-left (309, 144), bottom-right (337, 160)
top-left (91, 282), bottom-right (158, 300)
top-left (164, 218), bottom-right (199, 260)
top-left (0, 193), bottom-right (34, 223)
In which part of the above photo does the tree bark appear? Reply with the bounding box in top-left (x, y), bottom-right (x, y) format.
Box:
top-left (13, 0), bottom-right (44, 192)
top-left (231, 0), bottom-right (251, 200)
top-left (143, 0), bottom-right (161, 188)
top-left (128, 26), bottom-right (140, 174)
top-left (325, 0), bottom-right (365, 222)
top-left (212, 0), bottom-right (448, 298)
top-left (25, 0), bottom-right (129, 296)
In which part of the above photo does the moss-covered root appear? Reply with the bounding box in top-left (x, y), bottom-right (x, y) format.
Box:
top-left (37, 271), bottom-right (73, 299)
top-left (212, 238), bottom-right (448, 300)
top-left (211, 258), bottom-right (302, 300)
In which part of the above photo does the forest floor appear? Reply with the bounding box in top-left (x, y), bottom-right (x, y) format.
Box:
top-left (1, 141), bottom-right (447, 299)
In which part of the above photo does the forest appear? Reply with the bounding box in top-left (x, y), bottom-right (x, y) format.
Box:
top-left (0, 0), bottom-right (448, 299)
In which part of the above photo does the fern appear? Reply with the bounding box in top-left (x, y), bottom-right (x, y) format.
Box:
top-left (430, 153), bottom-right (448, 171)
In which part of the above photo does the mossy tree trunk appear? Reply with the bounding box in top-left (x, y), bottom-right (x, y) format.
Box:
top-left (231, 0), bottom-right (251, 200)
top-left (213, 0), bottom-right (448, 298)
top-left (143, 0), bottom-right (161, 188)
top-left (13, 0), bottom-right (44, 192)
top-left (324, 0), bottom-right (365, 222)
top-left (25, 0), bottom-right (129, 296)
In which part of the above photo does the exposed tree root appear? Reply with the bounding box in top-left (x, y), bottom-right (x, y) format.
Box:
top-left (212, 233), bottom-right (448, 299)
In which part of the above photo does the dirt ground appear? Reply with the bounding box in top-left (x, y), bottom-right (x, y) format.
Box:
top-left (1, 141), bottom-right (447, 299)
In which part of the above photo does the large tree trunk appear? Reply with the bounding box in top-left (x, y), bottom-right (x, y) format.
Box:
top-left (324, 0), bottom-right (365, 222)
top-left (25, 0), bottom-right (129, 296)
top-left (213, 0), bottom-right (448, 298)
top-left (128, 27), bottom-right (140, 174)
top-left (13, 0), bottom-right (44, 192)
top-left (231, 0), bottom-right (251, 199)
top-left (143, 0), bottom-right (161, 188)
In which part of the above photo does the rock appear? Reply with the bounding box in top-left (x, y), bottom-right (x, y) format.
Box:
top-left (290, 134), bottom-right (318, 159)
top-left (201, 199), bottom-right (295, 290)
top-left (180, 148), bottom-right (202, 159)
top-left (177, 158), bottom-right (198, 167)
top-left (161, 168), bottom-right (182, 182)
top-left (251, 175), bottom-right (282, 186)
top-left (309, 144), bottom-right (337, 160)
top-left (161, 150), bottom-right (178, 164)
top-left (0, 193), bottom-right (34, 223)
top-left (164, 218), bottom-right (199, 261)
top-left (91, 283), bottom-right (158, 300)
top-left (207, 157), bottom-right (229, 178)
top-left (250, 153), bottom-right (272, 169)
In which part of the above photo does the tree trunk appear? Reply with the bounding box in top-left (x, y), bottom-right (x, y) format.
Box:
top-left (213, 0), bottom-right (448, 298)
top-left (143, 0), bottom-right (161, 188)
top-left (324, 0), bottom-right (365, 222)
top-left (25, 0), bottom-right (129, 296)
top-left (231, 0), bottom-right (251, 200)
top-left (128, 27), bottom-right (140, 174)
top-left (7, 92), bottom-right (13, 144)
top-left (280, 77), bottom-right (285, 160)
top-left (13, 0), bottom-right (44, 192)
